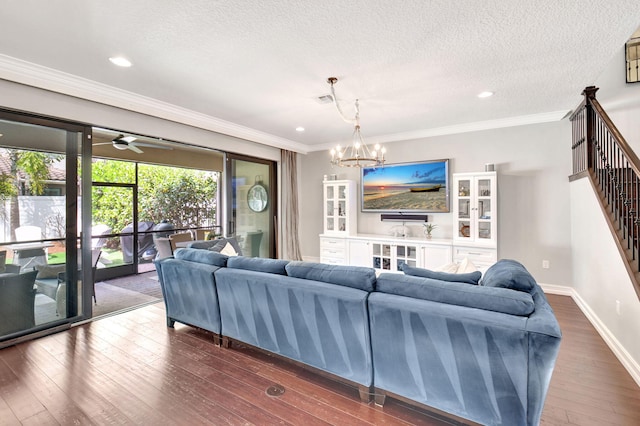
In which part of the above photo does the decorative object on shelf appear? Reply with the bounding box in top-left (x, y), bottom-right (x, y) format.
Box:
top-left (326, 77), bottom-right (386, 168)
top-left (422, 223), bottom-right (437, 239)
top-left (459, 224), bottom-right (470, 237)
top-left (247, 175), bottom-right (268, 212)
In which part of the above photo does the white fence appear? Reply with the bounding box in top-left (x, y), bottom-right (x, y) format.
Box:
top-left (1, 196), bottom-right (67, 242)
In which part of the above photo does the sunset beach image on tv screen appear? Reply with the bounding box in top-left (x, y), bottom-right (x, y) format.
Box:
top-left (361, 160), bottom-right (449, 212)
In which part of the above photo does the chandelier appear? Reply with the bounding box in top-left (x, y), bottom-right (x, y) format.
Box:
top-left (327, 77), bottom-right (386, 168)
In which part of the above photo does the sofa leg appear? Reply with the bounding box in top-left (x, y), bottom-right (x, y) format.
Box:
top-left (213, 335), bottom-right (221, 347)
top-left (374, 390), bottom-right (386, 407)
top-left (167, 317), bottom-right (175, 328)
top-left (358, 385), bottom-right (373, 403)
top-left (221, 336), bottom-right (231, 348)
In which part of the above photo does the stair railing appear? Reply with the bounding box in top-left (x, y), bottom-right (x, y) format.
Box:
top-left (571, 86), bottom-right (640, 280)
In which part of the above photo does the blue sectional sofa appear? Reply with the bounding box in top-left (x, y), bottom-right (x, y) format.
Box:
top-left (156, 250), bottom-right (561, 425)
top-left (155, 248), bottom-right (226, 344)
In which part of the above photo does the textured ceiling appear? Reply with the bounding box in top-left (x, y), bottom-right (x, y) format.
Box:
top-left (0, 1), bottom-right (639, 153)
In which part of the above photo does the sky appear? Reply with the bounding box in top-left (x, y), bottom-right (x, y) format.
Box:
top-left (362, 160), bottom-right (447, 186)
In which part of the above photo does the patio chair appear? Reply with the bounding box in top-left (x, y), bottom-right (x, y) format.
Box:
top-left (91, 224), bottom-right (112, 249)
top-left (169, 232), bottom-right (193, 253)
top-left (0, 269), bottom-right (38, 336)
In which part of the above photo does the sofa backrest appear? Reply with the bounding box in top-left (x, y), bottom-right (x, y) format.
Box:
top-left (376, 273), bottom-right (535, 316)
top-left (285, 261), bottom-right (377, 292)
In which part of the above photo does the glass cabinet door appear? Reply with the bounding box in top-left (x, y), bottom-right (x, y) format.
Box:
top-left (371, 242), bottom-right (392, 270)
top-left (322, 180), bottom-right (355, 236)
top-left (453, 173), bottom-right (496, 245)
top-left (475, 178), bottom-right (493, 240)
top-left (396, 244), bottom-right (418, 270)
top-left (456, 178), bottom-right (472, 239)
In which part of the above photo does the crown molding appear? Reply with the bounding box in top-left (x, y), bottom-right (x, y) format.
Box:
top-left (0, 55), bottom-right (309, 154)
top-left (309, 109), bottom-right (570, 152)
top-left (0, 54), bottom-right (570, 156)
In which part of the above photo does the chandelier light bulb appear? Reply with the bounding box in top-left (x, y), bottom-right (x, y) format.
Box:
top-left (325, 77), bottom-right (386, 168)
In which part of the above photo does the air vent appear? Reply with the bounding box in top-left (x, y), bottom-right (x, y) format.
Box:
top-left (316, 94), bottom-right (334, 104)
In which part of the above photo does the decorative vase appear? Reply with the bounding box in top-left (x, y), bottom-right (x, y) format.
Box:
top-left (424, 230), bottom-right (432, 239)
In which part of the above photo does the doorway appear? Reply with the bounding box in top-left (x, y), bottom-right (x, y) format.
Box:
top-left (226, 154), bottom-right (277, 258)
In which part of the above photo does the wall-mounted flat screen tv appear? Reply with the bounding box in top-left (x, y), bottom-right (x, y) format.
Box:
top-left (361, 159), bottom-right (450, 213)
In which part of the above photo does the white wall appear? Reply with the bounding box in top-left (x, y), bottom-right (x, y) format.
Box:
top-left (570, 178), bottom-right (640, 382)
top-left (592, 46), bottom-right (640, 151)
top-left (564, 41), bottom-right (640, 382)
top-left (300, 120), bottom-right (573, 286)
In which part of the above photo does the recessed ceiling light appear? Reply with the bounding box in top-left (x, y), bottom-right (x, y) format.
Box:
top-left (296, 126), bottom-right (305, 132)
top-left (478, 91), bottom-right (494, 98)
top-left (109, 56), bottom-right (132, 67)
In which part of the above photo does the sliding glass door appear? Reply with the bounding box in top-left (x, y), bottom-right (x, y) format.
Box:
top-left (226, 154), bottom-right (276, 258)
top-left (0, 110), bottom-right (89, 342)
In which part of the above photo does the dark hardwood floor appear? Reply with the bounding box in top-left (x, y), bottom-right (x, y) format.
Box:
top-left (0, 294), bottom-right (639, 425)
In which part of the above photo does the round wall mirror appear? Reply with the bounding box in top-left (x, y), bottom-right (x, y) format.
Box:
top-left (247, 184), bottom-right (268, 212)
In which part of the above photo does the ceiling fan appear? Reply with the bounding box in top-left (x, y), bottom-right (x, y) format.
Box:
top-left (94, 134), bottom-right (172, 154)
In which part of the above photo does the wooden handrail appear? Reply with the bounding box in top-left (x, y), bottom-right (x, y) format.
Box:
top-left (588, 96), bottom-right (640, 178)
top-left (571, 86), bottom-right (640, 300)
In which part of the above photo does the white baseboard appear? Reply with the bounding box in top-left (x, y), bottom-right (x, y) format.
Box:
top-left (540, 283), bottom-right (640, 387)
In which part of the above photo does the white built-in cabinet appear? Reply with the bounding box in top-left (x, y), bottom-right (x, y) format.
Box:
top-left (453, 172), bottom-right (497, 245)
top-left (319, 173), bottom-right (498, 270)
top-left (321, 234), bottom-right (453, 273)
top-left (323, 180), bottom-right (356, 236)
top-left (452, 171), bottom-right (497, 267)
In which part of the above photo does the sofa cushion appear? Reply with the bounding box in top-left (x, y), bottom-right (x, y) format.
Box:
top-left (227, 256), bottom-right (289, 275)
top-left (285, 261), bottom-right (376, 292)
top-left (376, 273), bottom-right (535, 316)
top-left (35, 263), bottom-right (66, 279)
top-left (174, 247), bottom-right (228, 267)
top-left (402, 263), bottom-right (481, 285)
top-left (482, 259), bottom-right (536, 293)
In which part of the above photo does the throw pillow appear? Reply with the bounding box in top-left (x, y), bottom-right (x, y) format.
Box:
top-left (227, 257), bottom-right (289, 275)
top-left (376, 273), bottom-right (535, 316)
top-left (208, 239), bottom-right (228, 252)
top-left (402, 263), bottom-right (481, 285)
top-left (456, 257), bottom-right (478, 273)
top-left (481, 259), bottom-right (537, 293)
top-left (220, 242), bottom-right (238, 256)
top-left (434, 262), bottom-right (459, 273)
top-left (35, 263), bottom-right (66, 279)
top-left (174, 247), bottom-right (228, 267)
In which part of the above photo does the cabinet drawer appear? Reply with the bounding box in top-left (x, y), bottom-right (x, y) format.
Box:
top-left (453, 246), bottom-right (497, 266)
top-left (321, 247), bottom-right (346, 259)
top-left (320, 256), bottom-right (347, 265)
top-left (320, 237), bottom-right (346, 250)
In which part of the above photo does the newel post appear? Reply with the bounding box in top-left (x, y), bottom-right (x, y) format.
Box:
top-left (583, 86), bottom-right (599, 170)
